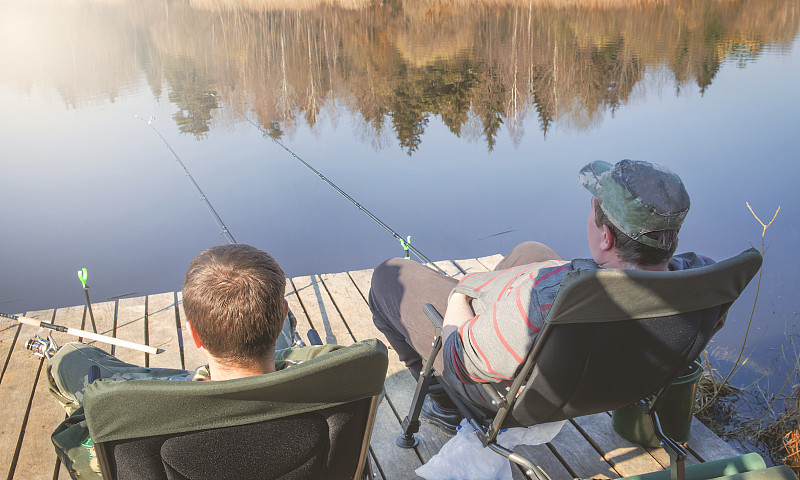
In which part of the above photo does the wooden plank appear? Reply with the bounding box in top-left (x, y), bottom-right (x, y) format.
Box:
top-left (345, 263), bottom-right (481, 464)
top-left (290, 273), bottom-right (431, 473)
top-left (0, 256), bottom-right (744, 480)
top-left (0, 309), bottom-right (53, 479)
top-left (291, 275), bottom-right (355, 347)
top-left (15, 305), bottom-right (84, 480)
top-left (433, 260), bottom-right (463, 278)
top-left (84, 301), bottom-right (115, 352)
top-left (477, 254), bottom-right (504, 271)
top-left (347, 268), bottom-right (374, 301)
top-left (635, 417), bottom-right (704, 468)
top-left (285, 282), bottom-right (316, 346)
top-left (0, 314), bottom-right (21, 385)
top-left (453, 258), bottom-right (490, 276)
top-left (573, 414), bottom-right (664, 477)
top-left (510, 444), bottom-right (574, 480)
top-left (113, 296), bottom-right (146, 366)
top-left (685, 417), bottom-right (741, 462)
top-left (370, 399), bottom-right (425, 479)
top-left (382, 358), bottom-right (453, 463)
top-left (318, 272), bottom-right (449, 463)
top-left (319, 272), bottom-right (382, 342)
top-left (147, 292), bottom-right (181, 369)
top-left (549, 421), bottom-right (618, 479)
top-left (320, 271), bottom-right (455, 460)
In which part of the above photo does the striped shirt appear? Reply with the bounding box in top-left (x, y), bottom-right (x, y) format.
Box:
top-left (442, 253), bottom-right (714, 385)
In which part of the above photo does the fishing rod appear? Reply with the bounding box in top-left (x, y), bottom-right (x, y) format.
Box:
top-left (208, 93), bottom-right (447, 276)
top-left (1, 313), bottom-right (161, 356)
top-left (136, 115), bottom-right (311, 347)
top-left (134, 115), bottom-right (236, 244)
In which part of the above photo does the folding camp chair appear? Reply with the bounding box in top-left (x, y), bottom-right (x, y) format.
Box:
top-left (82, 338), bottom-right (388, 480)
top-left (397, 248), bottom-right (763, 480)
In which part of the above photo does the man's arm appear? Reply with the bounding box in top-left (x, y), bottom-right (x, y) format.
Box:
top-left (442, 292), bottom-right (474, 340)
top-left (441, 292), bottom-right (481, 384)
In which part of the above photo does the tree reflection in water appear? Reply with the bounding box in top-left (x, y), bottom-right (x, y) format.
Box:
top-left (1, 0), bottom-right (797, 152)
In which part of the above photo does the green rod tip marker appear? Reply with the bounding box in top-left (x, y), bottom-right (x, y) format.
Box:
top-left (400, 236), bottom-right (411, 259)
top-left (78, 268), bottom-right (88, 288)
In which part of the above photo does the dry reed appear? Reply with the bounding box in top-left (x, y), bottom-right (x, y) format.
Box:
top-left (695, 204), bottom-right (798, 474)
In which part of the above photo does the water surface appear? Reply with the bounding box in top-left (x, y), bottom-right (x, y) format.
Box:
top-left (1, 0), bottom-right (799, 401)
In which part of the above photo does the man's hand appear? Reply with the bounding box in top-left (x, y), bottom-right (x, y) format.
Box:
top-left (442, 292), bottom-right (474, 339)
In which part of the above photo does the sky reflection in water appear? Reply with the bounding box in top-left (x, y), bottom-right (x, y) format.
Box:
top-left (1, 0), bottom-right (799, 392)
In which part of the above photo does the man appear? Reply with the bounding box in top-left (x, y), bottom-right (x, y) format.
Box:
top-left (369, 159), bottom-right (714, 434)
top-left (48, 244), bottom-right (335, 477)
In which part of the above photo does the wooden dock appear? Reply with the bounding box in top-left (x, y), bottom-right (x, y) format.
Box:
top-left (0, 255), bottom-right (741, 479)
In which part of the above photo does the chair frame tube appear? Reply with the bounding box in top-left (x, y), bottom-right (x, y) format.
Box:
top-left (398, 306), bottom-right (443, 448)
top-left (355, 394), bottom-right (382, 479)
top-left (399, 304), bottom-right (690, 480)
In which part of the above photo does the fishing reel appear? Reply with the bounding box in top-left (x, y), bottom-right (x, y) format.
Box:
top-left (26, 334), bottom-right (60, 359)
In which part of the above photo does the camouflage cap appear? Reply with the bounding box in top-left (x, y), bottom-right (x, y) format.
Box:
top-left (579, 159), bottom-right (690, 250)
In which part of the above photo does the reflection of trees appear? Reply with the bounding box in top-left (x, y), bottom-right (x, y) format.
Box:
top-left (390, 63), bottom-right (480, 154)
top-left (3, 0), bottom-right (797, 151)
top-left (162, 56), bottom-right (218, 138)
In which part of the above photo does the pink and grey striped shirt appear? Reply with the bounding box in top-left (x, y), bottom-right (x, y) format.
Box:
top-left (442, 253), bottom-right (713, 386)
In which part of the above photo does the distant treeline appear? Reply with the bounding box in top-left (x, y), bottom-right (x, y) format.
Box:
top-left (3, 0), bottom-right (797, 150)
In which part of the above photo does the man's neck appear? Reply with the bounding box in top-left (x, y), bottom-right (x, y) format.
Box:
top-left (598, 256), bottom-right (669, 271)
top-left (205, 355), bottom-right (276, 381)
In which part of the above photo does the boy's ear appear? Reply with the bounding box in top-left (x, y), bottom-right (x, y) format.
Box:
top-left (284, 299), bottom-right (289, 318)
top-left (187, 322), bottom-right (204, 349)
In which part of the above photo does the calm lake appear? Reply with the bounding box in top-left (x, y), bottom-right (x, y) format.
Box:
top-left (2, 0), bottom-right (799, 400)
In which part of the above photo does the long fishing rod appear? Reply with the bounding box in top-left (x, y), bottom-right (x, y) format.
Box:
top-left (134, 115), bottom-right (236, 244)
top-left (136, 116), bottom-right (312, 347)
top-left (209, 94), bottom-right (446, 276)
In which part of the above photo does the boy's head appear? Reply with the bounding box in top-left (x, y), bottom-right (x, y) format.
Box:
top-left (182, 244), bottom-right (287, 367)
top-left (580, 159), bottom-right (690, 266)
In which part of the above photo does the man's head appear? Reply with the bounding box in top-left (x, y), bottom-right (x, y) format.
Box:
top-left (182, 244), bottom-right (287, 368)
top-left (580, 159), bottom-right (690, 266)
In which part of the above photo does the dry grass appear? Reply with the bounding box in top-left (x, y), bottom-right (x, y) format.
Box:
top-left (696, 358), bottom-right (799, 473)
top-left (784, 428), bottom-right (800, 473)
top-left (694, 204), bottom-right (800, 473)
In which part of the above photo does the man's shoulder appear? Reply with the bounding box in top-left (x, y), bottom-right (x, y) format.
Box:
top-left (669, 252), bottom-right (715, 270)
top-left (455, 259), bottom-right (579, 289)
top-left (570, 258), bottom-right (601, 270)
top-left (275, 344), bottom-right (343, 369)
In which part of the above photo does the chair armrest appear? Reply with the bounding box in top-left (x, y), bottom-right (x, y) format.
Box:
top-left (423, 303), bottom-right (444, 329)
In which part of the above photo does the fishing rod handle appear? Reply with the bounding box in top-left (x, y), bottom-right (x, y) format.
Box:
top-left (69, 327), bottom-right (160, 355)
top-left (4, 314), bottom-right (160, 355)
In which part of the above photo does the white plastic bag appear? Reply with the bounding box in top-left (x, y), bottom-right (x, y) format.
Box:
top-left (416, 419), bottom-right (565, 480)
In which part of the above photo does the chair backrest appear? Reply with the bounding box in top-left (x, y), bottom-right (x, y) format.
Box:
top-left (83, 339), bottom-right (388, 480)
top-left (506, 248), bottom-right (762, 427)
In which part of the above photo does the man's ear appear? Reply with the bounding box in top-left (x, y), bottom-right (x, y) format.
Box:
top-left (600, 224), bottom-right (617, 251)
top-left (284, 299), bottom-right (289, 318)
top-left (187, 322), bottom-right (204, 349)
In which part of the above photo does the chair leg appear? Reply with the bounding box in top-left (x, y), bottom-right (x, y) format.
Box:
top-left (397, 323), bottom-right (443, 448)
top-left (361, 455), bottom-right (375, 479)
top-left (648, 410), bottom-right (687, 480)
top-left (487, 442), bottom-right (552, 480)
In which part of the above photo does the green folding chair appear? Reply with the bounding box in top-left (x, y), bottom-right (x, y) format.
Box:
top-left (398, 248), bottom-right (763, 480)
top-left (83, 338), bottom-right (388, 480)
